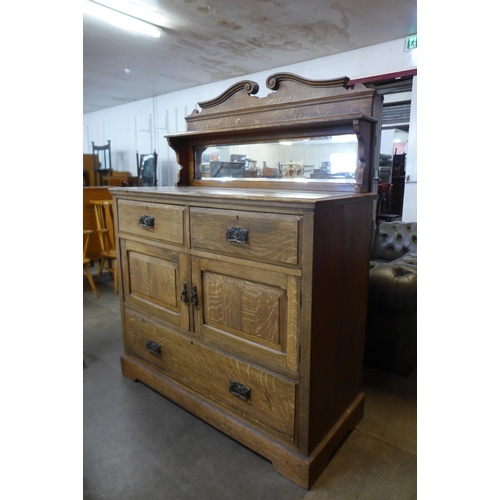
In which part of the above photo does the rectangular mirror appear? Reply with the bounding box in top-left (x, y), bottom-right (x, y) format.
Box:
top-left (194, 134), bottom-right (359, 185)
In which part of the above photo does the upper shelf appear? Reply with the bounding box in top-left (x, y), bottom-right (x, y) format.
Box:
top-left (167, 73), bottom-right (383, 194)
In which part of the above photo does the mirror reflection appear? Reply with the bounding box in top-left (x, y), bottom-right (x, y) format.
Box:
top-left (194, 135), bottom-right (358, 183)
top-left (139, 154), bottom-right (156, 186)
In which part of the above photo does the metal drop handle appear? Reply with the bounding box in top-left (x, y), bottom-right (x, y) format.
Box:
top-left (180, 283), bottom-right (188, 303)
top-left (191, 285), bottom-right (199, 306)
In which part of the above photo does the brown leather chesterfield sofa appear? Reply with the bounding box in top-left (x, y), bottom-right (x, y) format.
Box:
top-left (364, 221), bottom-right (417, 376)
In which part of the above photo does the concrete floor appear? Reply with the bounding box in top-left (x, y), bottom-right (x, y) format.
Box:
top-left (83, 267), bottom-right (417, 500)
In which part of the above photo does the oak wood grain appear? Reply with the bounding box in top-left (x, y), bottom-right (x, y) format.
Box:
top-left (111, 72), bottom-right (380, 489)
top-left (191, 256), bottom-right (299, 374)
top-left (307, 198), bottom-right (373, 453)
top-left (190, 207), bottom-right (300, 266)
top-left (124, 309), bottom-right (297, 443)
top-left (166, 73), bottom-right (382, 194)
top-left (120, 239), bottom-right (190, 329)
top-left (113, 188), bottom-right (376, 489)
top-left (117, 199), bottom-right (185, 245)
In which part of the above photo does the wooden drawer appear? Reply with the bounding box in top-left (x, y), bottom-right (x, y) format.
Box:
top-left (117, 199), bottom-right (185, 245)
top-left (124, 309), bottom-right (297, 444)
top-left (190, 207), bottom-right (301, 266)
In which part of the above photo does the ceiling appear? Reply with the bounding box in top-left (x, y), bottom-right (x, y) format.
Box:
top-left (83, 0), bottom-right (417, 114)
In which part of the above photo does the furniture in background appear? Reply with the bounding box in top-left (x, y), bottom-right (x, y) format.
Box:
top-left (89, 199), bottom-right (118, 294)
top-left (364, 221), bottom-right (417, 376)
top-left (136, 150), bottom-right (158, 186)
top-left (83, 230), bottom-right (99, 298)
top-left (376, 182), bottom-right (401, 224)
top-left (92, 141), bottom-right (112, 186)
top-left (391, 153), bottom-right (406, 217)
top-left (111, 73), bottom-right (383, 489)
top-left (378, 153), bottom-right (392, 182)
top-left (83, 187), bottom-right (112, 262)
top-left (374, 153), bottom-right (406, 224)
top-left (103, 171), bottom-right (138, 187)
top-left (83, 154), bottom-right (97, 186)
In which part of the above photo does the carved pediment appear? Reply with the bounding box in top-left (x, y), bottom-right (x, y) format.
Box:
top-left (185, 72), bottom-right (376, 132)
top-left (195, 80), bottom-right (260, 110)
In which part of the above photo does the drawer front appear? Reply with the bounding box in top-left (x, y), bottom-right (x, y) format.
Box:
top-left (190, 207), bottom-right (300, 266)
top-left (124, 309), bottom-right (297, 444)
top-left (118, 199), bottom-right (185, 244)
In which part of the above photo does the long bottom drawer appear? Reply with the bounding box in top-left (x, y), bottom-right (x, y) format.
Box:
top-left (123, 309), bottom-right (297, 444)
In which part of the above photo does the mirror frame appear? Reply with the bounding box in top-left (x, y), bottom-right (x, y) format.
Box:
top-left (167, 73), bottom-right (382, 194)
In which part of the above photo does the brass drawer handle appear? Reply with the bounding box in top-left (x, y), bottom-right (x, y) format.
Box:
top-left (146, 339), bottom-right (161, 356)
top-left (139, 215), bottom-right (154, 229)
top-left (226, 226), bottom-right (249, 244)
top-left (229, 380), bottom-right (251, 401)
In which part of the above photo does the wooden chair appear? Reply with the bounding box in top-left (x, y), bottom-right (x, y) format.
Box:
top-left (92, 140), bottom-right (112, 186)
top-left (89, 200), bottom-right (118, 293)
top-left (83, 230), bottom-right (99, 298)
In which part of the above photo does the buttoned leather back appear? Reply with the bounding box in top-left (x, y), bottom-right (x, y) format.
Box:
top-left (372, 222), bottom-right (417, 262)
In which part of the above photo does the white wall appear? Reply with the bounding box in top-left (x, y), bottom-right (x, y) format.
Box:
top-left (402, 75), bottom-right (417, 222)
top-left (83, 37), bottom-right (417, 218)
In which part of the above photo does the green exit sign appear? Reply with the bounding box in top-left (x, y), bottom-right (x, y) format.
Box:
top-left (406, 35), bottom-right (417, 51)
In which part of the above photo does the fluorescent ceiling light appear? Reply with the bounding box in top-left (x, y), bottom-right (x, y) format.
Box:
top-left (279, 139), bottom-right (310, 146)
top-left (330, 134), bottom-right (357, 143)
top-left (84, 0), bottom-right (162, 38)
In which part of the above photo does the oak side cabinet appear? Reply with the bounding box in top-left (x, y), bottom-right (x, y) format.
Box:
top-left (111, 73), bottom-right (381, 489)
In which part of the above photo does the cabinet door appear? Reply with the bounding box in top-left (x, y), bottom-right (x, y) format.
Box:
top-left (191, 257), bottom-right (300, 373)
top-left (120, 239), bottom-right (190, 329)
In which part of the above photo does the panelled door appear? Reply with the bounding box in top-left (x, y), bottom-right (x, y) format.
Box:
top-left (190, 256), bottom-right (300, 373)
top-left (120, 238), bottom-right (190, 330)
